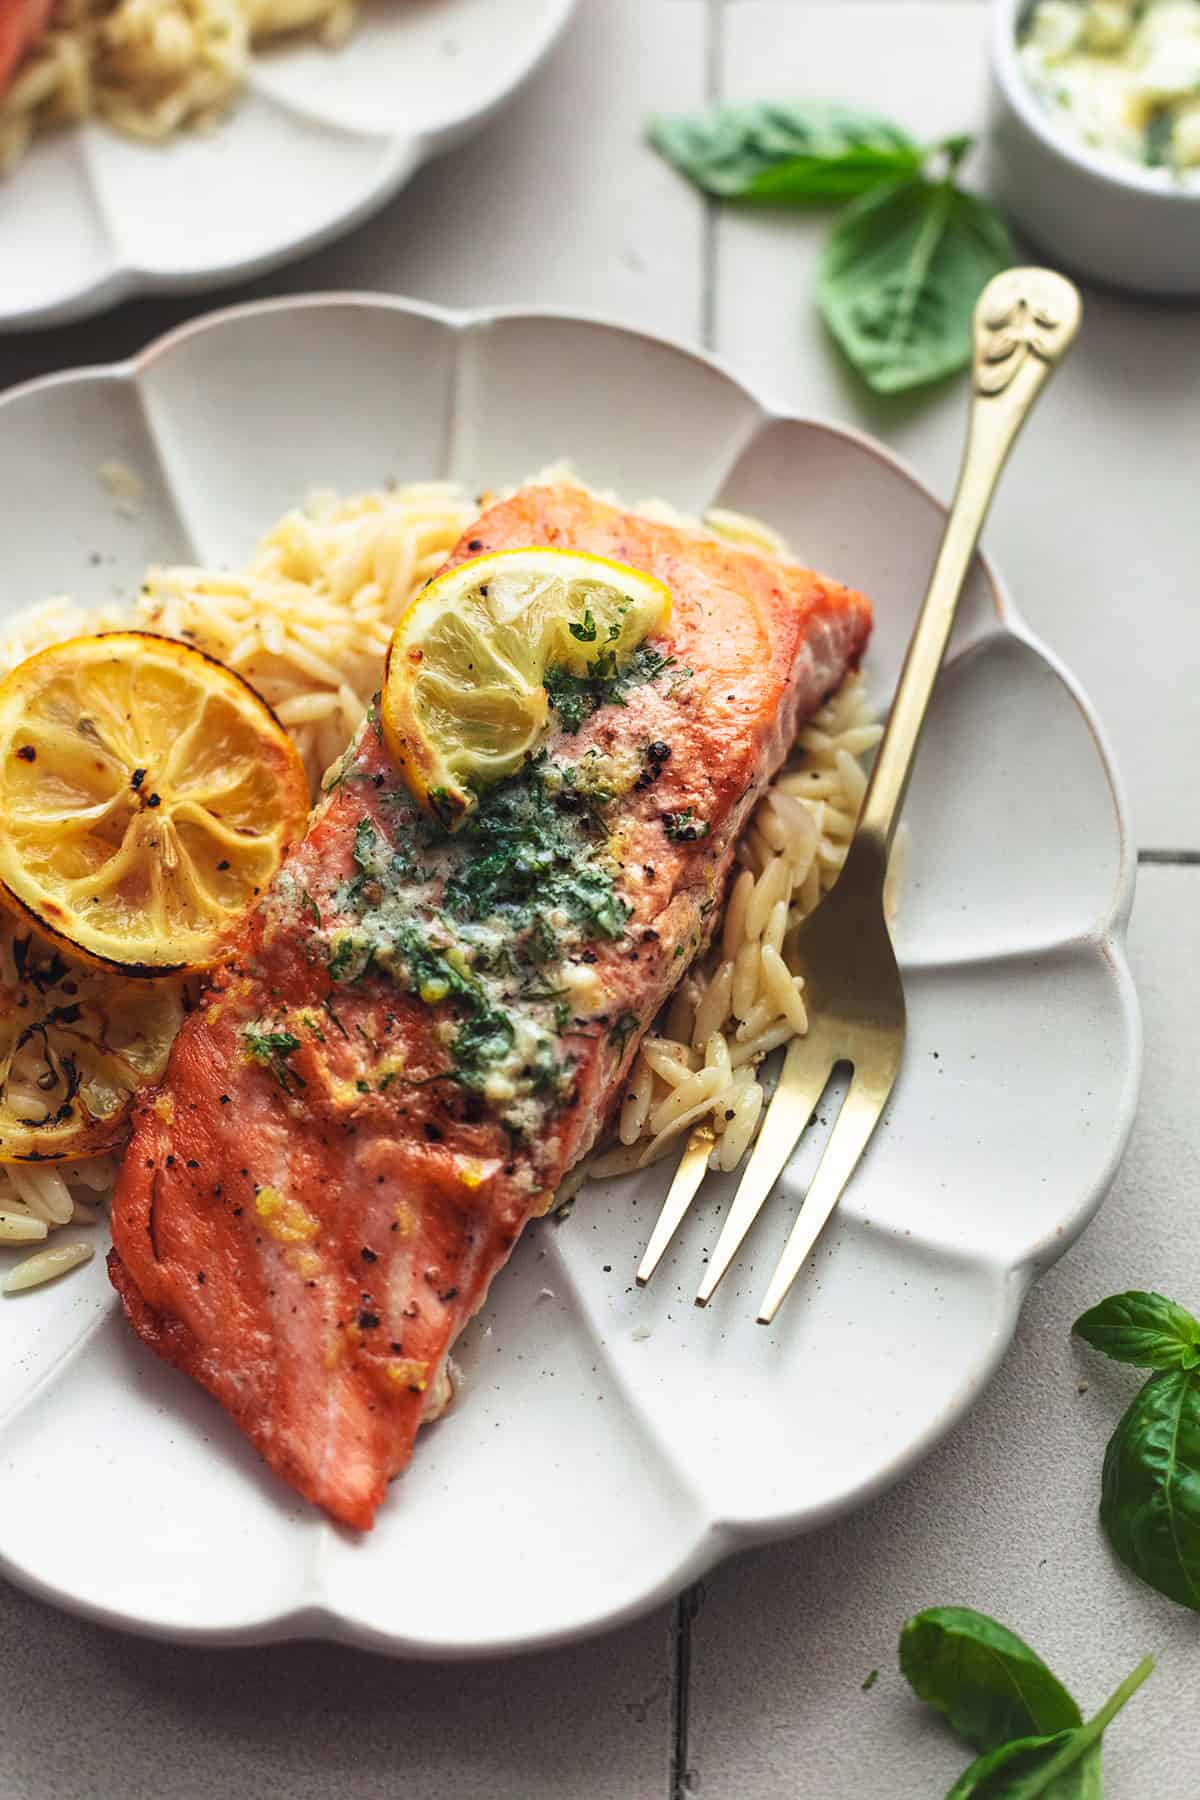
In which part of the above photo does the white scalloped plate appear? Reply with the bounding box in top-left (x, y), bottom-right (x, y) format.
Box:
top-left (0, 297), bottom-right (1139, 1657)
top-left (0, 0), bottom-right (576, 332)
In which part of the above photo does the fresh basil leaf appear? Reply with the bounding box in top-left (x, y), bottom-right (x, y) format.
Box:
top-left (816, 175), bottom-right (1015, 395)
top-left (900, 1607), bottom-right (1081, 1753)
top-left (647, 100), bottom-right (922, 201)
top-left (1074, 1291), bottom-right (1200, 1371)
top-left (946, 1658), bottom-right (1152, 1799)
top-left (947, 1732), bottom-right (1100, 1799)
top-left (1101, 1369), bottom-right (1200, 1611)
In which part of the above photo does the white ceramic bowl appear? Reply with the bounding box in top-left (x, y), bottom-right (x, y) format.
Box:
top-left (987, 0), bottom-right (1200, 295)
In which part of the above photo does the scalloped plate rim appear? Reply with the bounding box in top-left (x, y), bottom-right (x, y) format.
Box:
top-left (0, 0), bottom-right (579, 332)
top-left (0, 294), bottom-right (1141, 1658)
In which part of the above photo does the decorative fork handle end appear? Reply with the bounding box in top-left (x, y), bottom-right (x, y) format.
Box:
top-left (973, 267), bottom-right (1083, 397)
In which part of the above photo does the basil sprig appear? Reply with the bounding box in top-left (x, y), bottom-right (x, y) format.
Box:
top-left (648, 100), bottom-right (1015, 396)
top-left (647, 101), bottom-right (922, 200)
top-left (901, 1607), bottom-right (1153, 1798)
top-left (1075, 1290), bottom-right (1200, 1611)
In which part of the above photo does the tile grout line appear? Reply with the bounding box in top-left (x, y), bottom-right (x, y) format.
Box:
top-left (700, 0), bottom-right (724, 351)
top-left (670, 1588), bottom-right (698, 1799)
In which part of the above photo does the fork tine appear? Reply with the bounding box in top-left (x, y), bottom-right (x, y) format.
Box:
top-left (756, 1064), bottom-right (898, 1325)
top-left (694, 1035), bottom-right (833, 1308)
top-left (636, 1126), bottom-right (714, 1286)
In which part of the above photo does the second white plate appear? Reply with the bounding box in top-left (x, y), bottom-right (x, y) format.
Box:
top-left (0, 0), bottom-right (576, 331)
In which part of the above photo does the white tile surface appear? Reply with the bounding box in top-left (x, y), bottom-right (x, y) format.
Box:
top-left (713, 1), bottom-right (1200, 849)
top-left (0, 4), bottom-right (1197, 1798)
top-left (0, 1580), bottom-right (675, 1800)
top-left (686, 866), bottom-right (1200, 1799)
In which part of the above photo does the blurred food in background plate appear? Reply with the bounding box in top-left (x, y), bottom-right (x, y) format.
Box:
top-left (0, 0), bottom-right (381, 171)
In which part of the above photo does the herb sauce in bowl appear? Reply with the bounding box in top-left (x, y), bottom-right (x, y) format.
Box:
top-left (1019, 0), bottom-right (1200, 179)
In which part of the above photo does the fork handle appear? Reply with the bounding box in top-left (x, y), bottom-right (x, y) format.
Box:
top-left (855, 267), bottom-right (1082, 855)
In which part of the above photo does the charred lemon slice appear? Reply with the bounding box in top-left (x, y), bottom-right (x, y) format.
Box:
top-left (0, 925), bottom-right (182, 1161)
top-left (0, 633), bottom-right (310, 974)
top-left (381, 548), bottom-right (671, 826)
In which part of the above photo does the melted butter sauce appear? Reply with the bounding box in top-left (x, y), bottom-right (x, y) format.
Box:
top-left (1021, 1), bottom-right (1200, 177)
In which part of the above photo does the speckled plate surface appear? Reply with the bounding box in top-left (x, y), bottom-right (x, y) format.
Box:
top-left (0, 0), bottom-right (577, 331)
top-left (0, 296), bottom-right (1140, 1657)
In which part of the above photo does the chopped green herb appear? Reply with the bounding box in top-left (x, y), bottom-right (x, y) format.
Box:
top-left (1144, 105), bottom-right (1174, 168)
top-left (662, 807), bottom-right (709, 843)
top-left (242, 1024), bottom-right (304, 1093)
top-left (568, 609), bottom-right (598, 643)
top-left (300, 887), bottom-right (321, 924)
top-left (609, 1011), bottom-right (640, 1053)
top-left (451, 1002), bottom-right (516, 1092)
top-left (526, 916), bottom-right (560, 966)
top-left (353, 817), bottom-right (378, 872)
top-left (443, 761), bottom-right (629, 942)
top-left (328, 933), bottom-right (367, 982)
top-left (544, 643), bottom-right (676, 734)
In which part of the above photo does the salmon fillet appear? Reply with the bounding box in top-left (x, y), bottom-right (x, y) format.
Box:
top-left (0, 0), bottom-right (52, 98)
top-left (108, 483), bottom-right (872, 1530)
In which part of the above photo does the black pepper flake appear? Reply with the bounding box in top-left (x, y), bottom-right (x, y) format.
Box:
top-left (146, 793), bottom-right (161, 808)
top-left (196, 1271), bottom-right (206, 1284)
top-left (423, 1122), bottom-right (443, 1142)
top-left (16, 745), bottom-right (35, 763)
top-left (186, 1158), bottom-right (199, 1169)
top-left (361, 1246), bottom-right (378, 1263)
top-left (145, 1158), bottom-right (154, 1169)
top-left (218, 860), bottom-right (231, 872)
top-left (219, 1094), bottom-right (230, 1105)
top-left (439, 1286), bottom-right (459, 1303)
top-left (390, 1341), bottom-right (403, 1355)
top-left (468, 539), bottom-right (483, 551)
top-left (357, 1310), bottom-right (381, 1330)
top-left (165, 1154), bottom-right (175, 1167)
top-left (580, 949), bottom-right (598, 965)
top-left (130, 768), bottom-right (146, 790)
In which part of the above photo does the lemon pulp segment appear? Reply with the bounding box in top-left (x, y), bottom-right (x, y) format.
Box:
top-left (0, 633), bottom-right (310, 973)
top-left (381, 548), bottom-right (671, 824)
top-left (0, 924), bottom-right (182, 1161)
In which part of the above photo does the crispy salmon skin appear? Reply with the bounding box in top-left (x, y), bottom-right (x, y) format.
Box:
top-left (108, 484), bottom-right (872, 1530)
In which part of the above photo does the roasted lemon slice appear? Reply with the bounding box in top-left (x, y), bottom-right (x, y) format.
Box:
top-left (0, 633), bottom-right (310, 974)
top-left (0, 925), bottom-right (182, 1161)
top-left (381, 548), bottom-right (672, 825)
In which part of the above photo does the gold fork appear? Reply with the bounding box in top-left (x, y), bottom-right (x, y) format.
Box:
top-left (637, 266), bottom-right (1082, 1324)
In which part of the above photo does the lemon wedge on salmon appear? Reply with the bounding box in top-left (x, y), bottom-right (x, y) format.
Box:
top-left (0, 633), bottom-right (310, 975)
top-left (381, 548), bottom-right (671, 825)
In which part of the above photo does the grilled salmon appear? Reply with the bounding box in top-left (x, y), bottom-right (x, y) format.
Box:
top-left (0, 0), bottom-right (52, 97)
top-left (108, 483), bottom-right (872, 1530)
